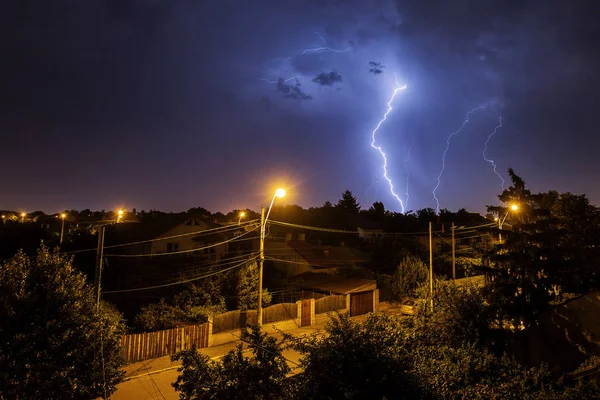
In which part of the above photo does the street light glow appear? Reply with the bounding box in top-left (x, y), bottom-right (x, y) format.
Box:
top-left (275, 188), bottom-right (286, 198)
top-left (511, 204), bottom-right (519, 211)
top-left (117, 210), bottom-right (124, 216)
top-left (21, 212), bottom-right (26, 217)
top-left (239, 211), bottom-right (246, 217)
top-left (60, 213), bottom-right (66, 219)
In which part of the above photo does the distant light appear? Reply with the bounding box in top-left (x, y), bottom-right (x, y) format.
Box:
top-left (1, 215), bottom-right (5, 219)
top-left (511, 204), bottom-right (519, 211)
top-left (117, 210), bottom-right (124, 216)
top-left (239, 211), bottom-right (246, 217)
top-left (60, 213), bottom-right (66, 219)
top-left (275, 188), bottom-right (286, 198)
top-left (494, 217), bottom-right (499, 221)
top-left (21, 212), bottom-right (26, 217)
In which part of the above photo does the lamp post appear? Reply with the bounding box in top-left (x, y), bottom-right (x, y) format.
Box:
top-left (238, 211), bottom-right (246, 226)
top-left (117, 209), bottom-right (124, 223)
top-left (20, 212), bottom-right (26, 223)
top-left (498, 203), bottom-right (518, 242)
top-left (59, 213), bottom-right (66, 245)
top-left (1, 215), bottom-right (5, 225)
top-left (258, 188), bottom-right (286, 326)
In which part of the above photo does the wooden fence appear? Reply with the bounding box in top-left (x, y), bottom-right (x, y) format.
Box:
top-left (212, 310), bottom-right (258, 334)
top-left (315, 295), bottom-right (347, 314)
top-left (263, 303), bottom-right (298, 324)
top-left (121, 322), bottom-right (209, 363)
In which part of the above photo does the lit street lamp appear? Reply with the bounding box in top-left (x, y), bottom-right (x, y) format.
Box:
top-left (258, 188), bottom-right (286, 325)
top-left (59, 213), bottom-right (66, 245)
top-left (498, 203), bottom-right (518, 242)
top-left (238, 211), bottom-right (246, 226)
top-left (117, 209), bottom-right (124, 223)
top-left (20, 212), bottom-right (26, 223)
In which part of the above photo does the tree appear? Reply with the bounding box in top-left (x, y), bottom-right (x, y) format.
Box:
top-left (393, 254), bottom-right (429, 300)
top-left (335, 190), bottom-right (360, 213)
top-left (368, 201), bottom-right (385, 216)
top-left (135, 276), bottom-right (227, 332)
top-left (485, 169), bottom-right (600, 328)
top-left (0, 246), bottom-right (125, 399)
top-left (172, 325), bottom-right (290, 399)
top-left (235, 260), bottom-right (272, 311)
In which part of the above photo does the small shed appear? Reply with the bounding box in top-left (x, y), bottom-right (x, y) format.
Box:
top-left (292, 272), bottom-right (378, 316)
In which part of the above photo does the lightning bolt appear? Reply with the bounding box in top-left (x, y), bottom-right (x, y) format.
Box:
top-left (302, 32), bottom-right (352, 54)
top-left (370, 80), bottom-right (407, 213)
top-left (483, 116), bottom-right (505, 190)
top-left (403, 136), bottom-right (414, 211)
top-left (260, 32), bottom-right (351, 83)
top-left (365, 174), bottom-right (381, 206)
top-left (432, 106), bottom-right (484, 213)
top-left (257, 76), bottom-right (300, 84)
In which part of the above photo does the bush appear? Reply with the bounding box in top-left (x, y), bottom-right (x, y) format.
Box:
top-left (0, 246), bottom-right (125, 399)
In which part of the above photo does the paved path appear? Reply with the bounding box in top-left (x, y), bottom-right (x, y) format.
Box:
top-left (113, 323), bottom-right (329, 399)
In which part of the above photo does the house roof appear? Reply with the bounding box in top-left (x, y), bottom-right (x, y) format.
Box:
top-left (286, 240), bottom-right (368, 268)
top-left (292, 272), bottom-right (377, 294)
top-left (104, 214), bottom-right (225, 246)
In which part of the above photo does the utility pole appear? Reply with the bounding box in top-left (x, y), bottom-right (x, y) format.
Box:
top-left (257, 207), bottom-right (265, 326)
top-left (429, 221), bottom-right (433, 312)
top-left (94, 226), bottom-right (105, 308)
top-left (451, 222), bottom-right (456, 281)
top-left (59, 214), bottom-right (66, 245)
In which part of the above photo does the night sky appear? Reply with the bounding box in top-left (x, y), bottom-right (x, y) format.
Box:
top-left (2, 0), bottom-right (599, 214)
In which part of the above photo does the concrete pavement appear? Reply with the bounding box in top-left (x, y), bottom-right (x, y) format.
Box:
top-left (113, 322), bottom-right (327, 399)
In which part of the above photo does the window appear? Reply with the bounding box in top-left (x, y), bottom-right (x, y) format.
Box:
top-left (167, 242), bottom-right (179, 253)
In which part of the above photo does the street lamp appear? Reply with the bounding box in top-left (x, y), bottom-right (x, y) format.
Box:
top-left (117, 209), bottom-right (124, 223)
top-left (59, 213), bottom-right (66, 245)
top-left (258, 188), bottom-right (286, 325)
top-left (20, 212), bottom-right (26, 223)
top-left (498, 203), bottom-right (518, 242)
top-left (238, 211), bottom-right (246, 226)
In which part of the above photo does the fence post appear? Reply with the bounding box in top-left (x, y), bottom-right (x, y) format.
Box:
top-left (207, 315), bottom-right (214, 347)
top-left (345, 294), bottom-right (351, 314)
top-left (373, 289), bottom-right (379, 312)
top-left (310, 298), bottom-right (316, 325)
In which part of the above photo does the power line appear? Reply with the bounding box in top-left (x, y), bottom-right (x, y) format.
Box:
top-left (104, 227), bottom-right (258, 258)
top-left (103, 258), bottom-right (255, 294)
top-left (62, 221), bottom-right (259, 255)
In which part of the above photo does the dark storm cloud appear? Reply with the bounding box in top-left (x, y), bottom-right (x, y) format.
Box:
top-left (369, 62), bottom-right (385, 75)
top-left (312, 70), bottom-right (343, 86)
top-left (1, 0), bottom-right (599, 214)
top-left (276, 78), bottom-right (312, 100)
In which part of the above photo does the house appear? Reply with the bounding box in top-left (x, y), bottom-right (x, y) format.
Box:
top-left (106, 214), bottom-right (232, 261)
top-left (357, 226), bottom-right (383, 240)
top-left (264, 233), bottom-right (368, 276)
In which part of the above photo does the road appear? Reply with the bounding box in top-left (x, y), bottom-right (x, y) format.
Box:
top-left (112, 348), bottom-right (303, 400)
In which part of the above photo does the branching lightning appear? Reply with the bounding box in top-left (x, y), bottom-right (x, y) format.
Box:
top-left (432, 106), bottom-right (484, 213)
top-left (483, 116), bottom-right (505, 190)
top-left (370, 80), bottom-right (407, 213)
top-left (257, 76), bottom-right (300, 84)
top-left (260, 32), bottom-right (351, 83)
top-left (302, 32), bottom-right (352, 54)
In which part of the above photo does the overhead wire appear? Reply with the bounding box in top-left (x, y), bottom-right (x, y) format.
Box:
top-left (103, 258), bottom-right (254, 294)
top-left (104, 226), bottom-right (259, 258)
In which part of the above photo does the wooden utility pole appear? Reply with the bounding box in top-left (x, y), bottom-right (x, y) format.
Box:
top-left (451, 222), bottom-right (456, 281)
top-left (429, 221), bottom-right (433, 312)
top-left (94, 226), bottom-right (105, 308)
top-left (257, 207), bottom-right (265, 326)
